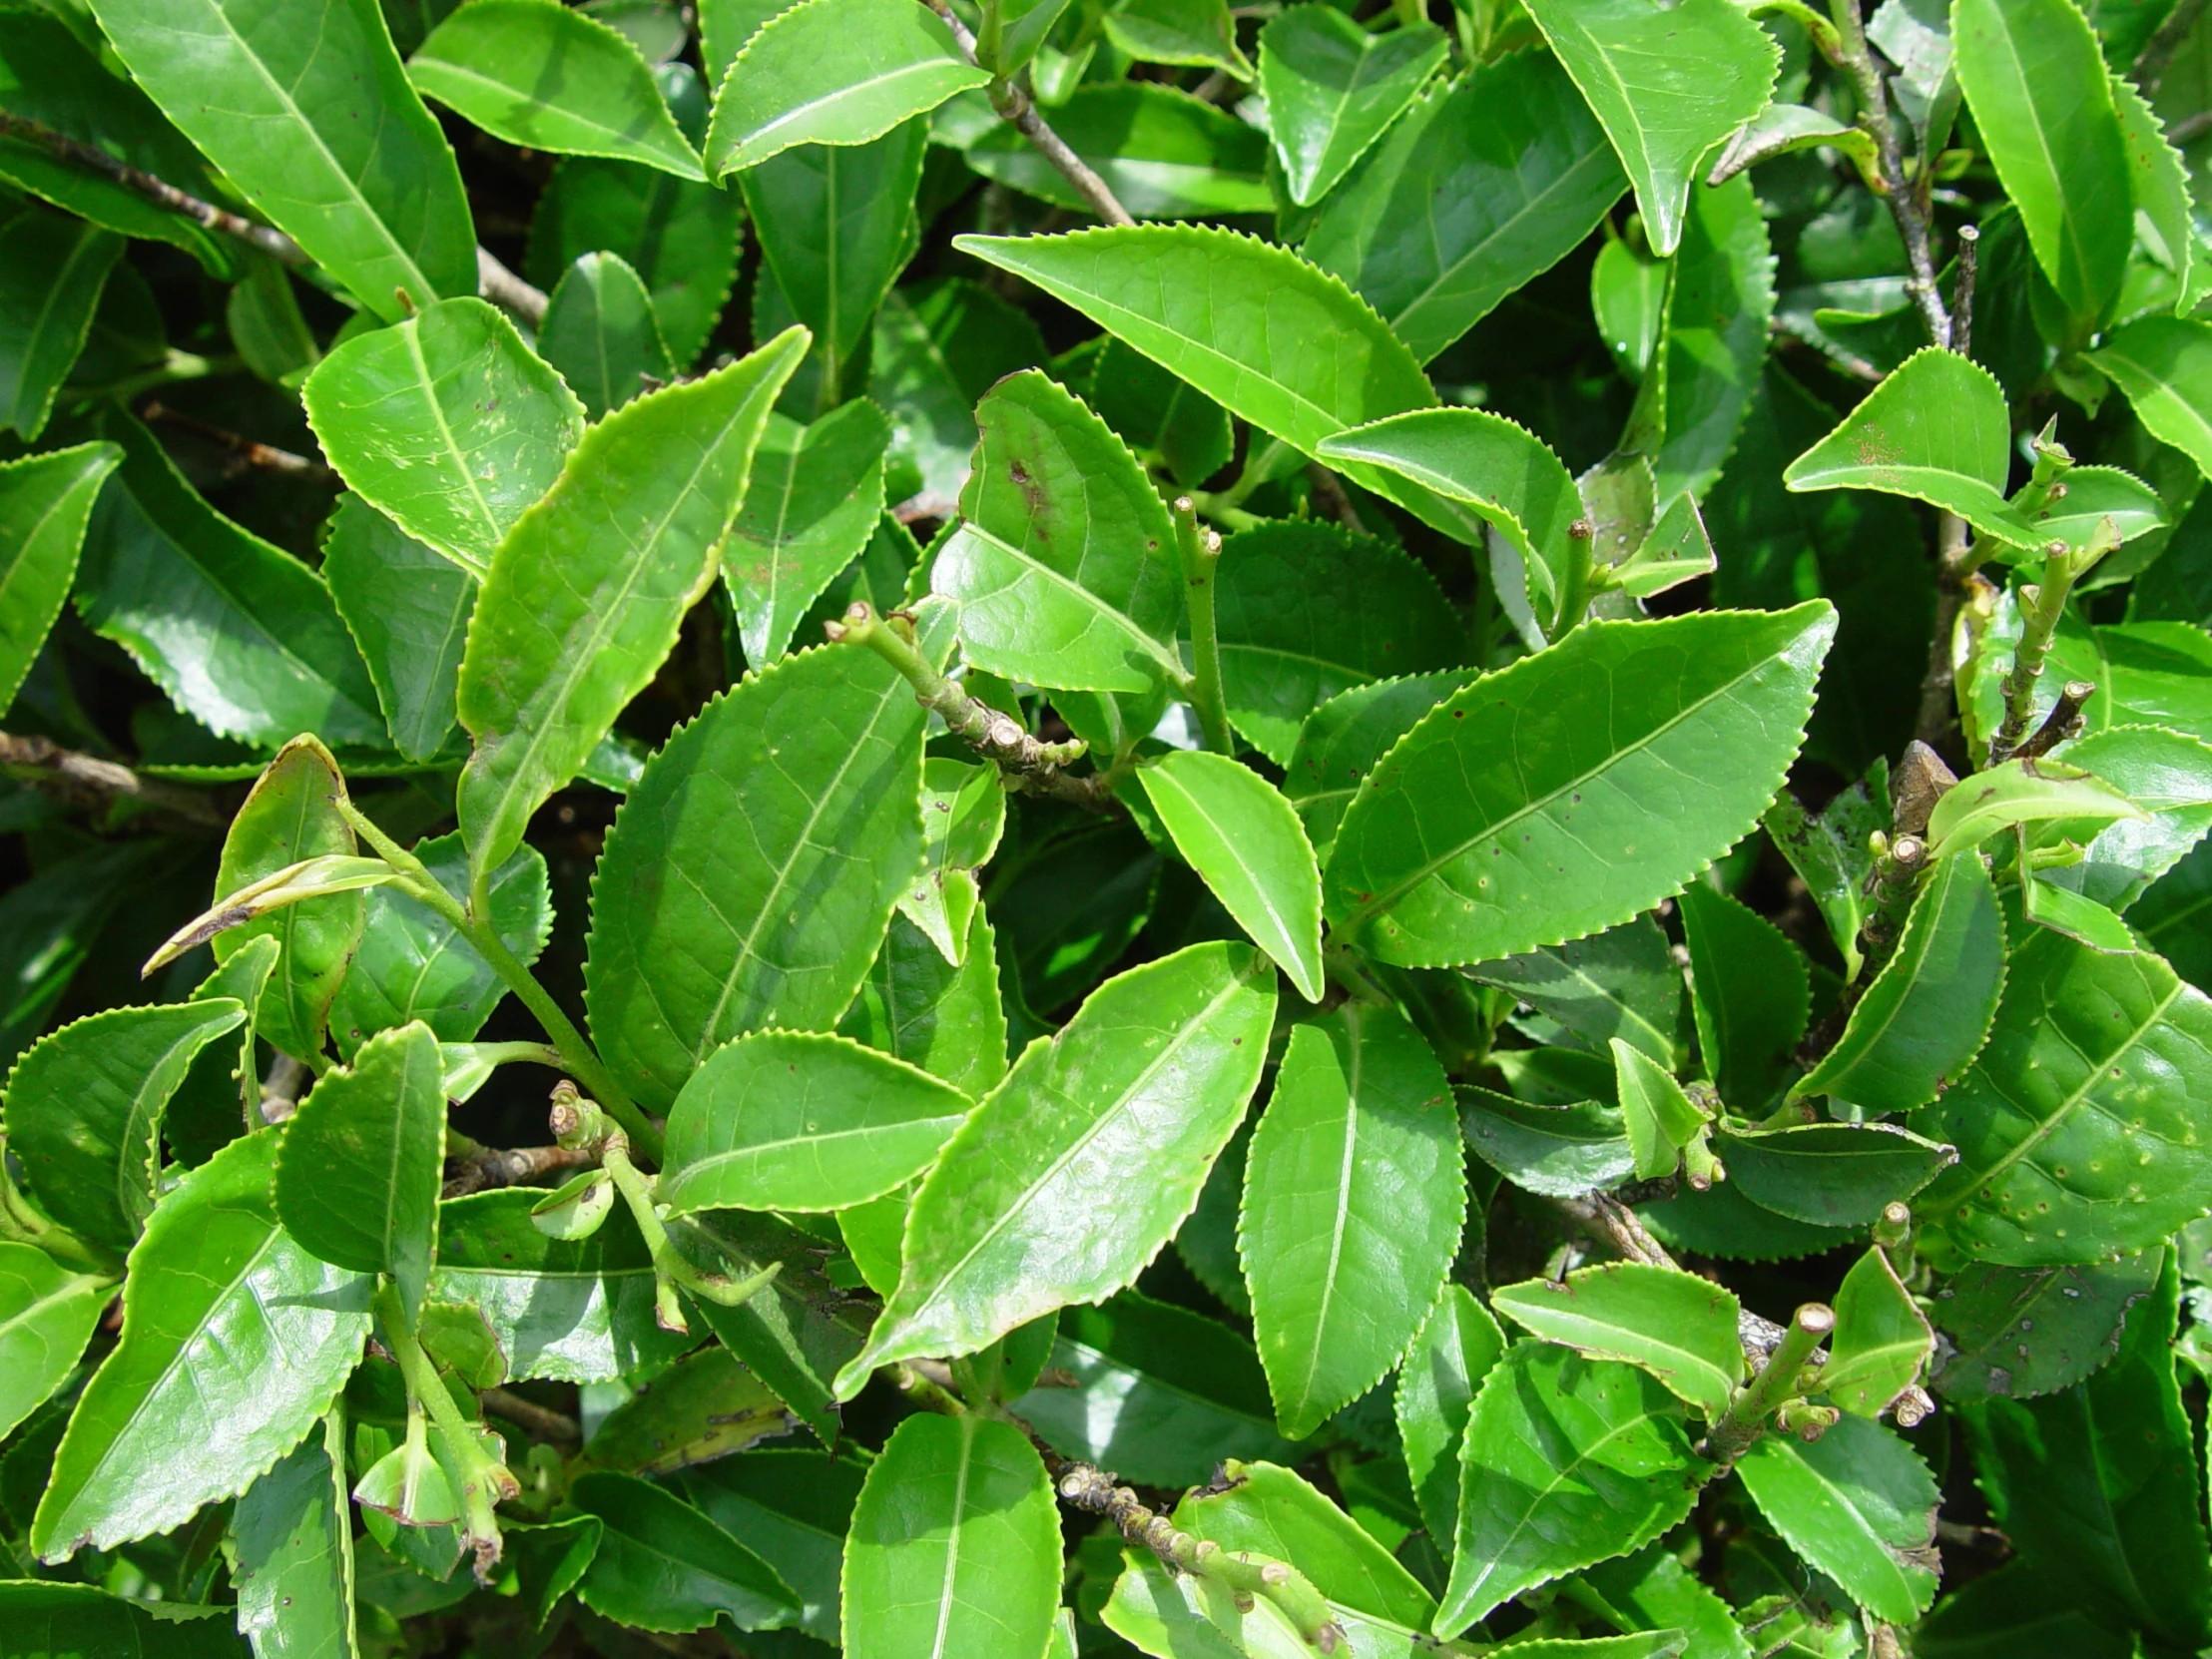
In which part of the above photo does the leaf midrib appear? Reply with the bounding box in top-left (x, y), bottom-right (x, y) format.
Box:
top-left (927, 1418), bottom-right (977, 1659)
top-left (730, 54), bottom-right (970, 164)
top-left (0, 462), bottom-right (101, 629)
top-left (1295, 1019), bottom-right (1366, 1415)
top-left (956, 520), bottom-right (1187, 685)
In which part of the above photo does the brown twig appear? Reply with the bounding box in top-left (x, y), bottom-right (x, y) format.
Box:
top-left (2010, 678), bottom-right (2097, 763)
top-left (142, 401), bottom-right (336, 483)
top-left (480, 1386), bottom-right (582, 1443)
top-left (1916, 516), bottom-right (1978, 748)
top-left (1306, 463), bottom-right (1368, 535)
top-left (1832, 2), bottom-right (1950, 348)
top-left (2134, 0), bottom-right (2211, 100)
top-left (0, 731), bottom-right (229, 829)
top-left (1952, 224), bottom-right (1979, 361)
top-left (441, 1141), bottom-right (598, 1200)
top-left (476, 247), bottom-right (549, 327)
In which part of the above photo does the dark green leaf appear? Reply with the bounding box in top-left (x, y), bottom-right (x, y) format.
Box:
top-left (1395, 1283), bottom-right (1506, 1545)
top-left (0, 1242), bottom-right (108, 1443)
top-left (869, 276), bottom-right (1047, 512)
top-left (1284, 671), bottom-right (1474, 863)
top-left (570, 1468), bottom-right (799, 1633)
top-left (1458, 1087), bottom-right (1637, 1198)
top-left (1089, 334), bottom-right (1233, 489)
top-left (1680, 882), bottom-right (1808, 1111)
top-left (576, 1346), bottom-right (789, 1474)
top-left (0, 212), bottom-right (120, 440)
top-left (0, 1582), bottom-right (244, 1658)
top-left (321, 496), bottom-right (473, 764)
top-left (1722, 1123), bottom-right (1956, 1228)
top-left (1258, 6), bottom-right (1445, 208)
top-left (1646, 173), bottom-right (1776, 503)
top-left (1932, 1252), bottom-right (2161, 1398)
top-left (680, 1448), bottom-right (864, 1644)
top-left (838, 902), bottom-right (1010, 1103)
top-left (1468, 912), bottom-right (1684, 1067)
top-left (0, 443), bottom-right (119, 719)
top-left (538, 252), bottom-right (675, 421)
top-left (229, 1414), bottom-right (357, 1659)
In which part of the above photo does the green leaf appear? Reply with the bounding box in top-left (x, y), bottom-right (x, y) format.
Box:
top-left (1257, 6), bottom-right (1445, 208)
top-left (457, 327), bottom-right (808, 878)
top-left (214, 736), bottom-right (365, 1063)
top-left (1646, 173), bottom-right (1777, 504)
top-left (1139, 753), bottom-right (1326, 1001)
top-left (85, 0), bottom-right (475, 321)
top-left (1765, 779), bottom-right (1885, 979)
top-left (576, 1346), bottom-right (789, 1473)
top-left (703, 0), bottom-right (988, 174)
top-left (1707, 102), bottom-right (1880, 187)
top-left (587, 608), bottom-right (943, 1110)
top-left (843, 1413), bottom-right (1060, 1658)
top-left (229, 1413), bottom-right (358, 1659)
top-left (1104, 1548), bottom-right (1454, 1659)
top-left (1284, 671), bottom-right (1474, 863)
top-left (1468, 913), bottom-right (1685, 1067)
top-left (1396, 1283), bottom-right (1506, 1545)
top-left (953, 226), bottom-right (1434, 462)
top-left (1305, 52), bottom-right (1626, 364)
top-left (1794, 850), bottom-right (2006, 1115)
top-left (1680, 882), bottom-right (1808, 1110)
top-left (429, 1190), bottom-right (692, 1382)
top-left (1642, 1176), bottom-right (1860, 1263)
top-left (1967, 1257), bottom-right (2212, 1647)
top-left (2057, 724), bottom-right (2212, 909)
top-left (329, 832), bottom-right (550, 1057)
top-left (1822, 1247), bottom-right (1935, 1418)
top-left (410, 0), bottom-right (703, 179)
top-left (2089, 316), bottom-right (2212, 484)
top-left (1915, 1559), bottom-right (2135, 1659)
top-left (1491, 1262), bottom-right (1742, 1417)
top-left (834, 940), bottom-right (1276, 1393)
top-left (0, 443), bottom-right (119, 719)
top-left (1613, 1038), bottom-right (1706, 1182)
top-left (570, 1469), bottom-right (798, 1633)
top-left (0, 1243), bottom-right (107, 1443)
top-left (1933, 1253), bottom-right (2161, 1399)
top-left (31, 1131), bottom-right (374, 1561)
top-left (839, 903), bottom-right (1010, 1103)
top-left (537, 253), bottom-right (676, 422)
top-left (680, 1447), bottom-right (864, 1644)
top-left (1521, 0), bottom-right (1778, 258)
top-left (1952, 0), bottom-right (2132, 327)
top-left (0, 212), bottom-right (120, 441)
top-left (1915, 927), bottom-right (2212, 1265)
top-left (742, 124), bottom-right (925, 408)
top-left (274, 1021), bottom-right (445, 1324)
top-left (897, 759), bottom-right (1006, 963)
top-left (1438, 1345), bottom-right (1709, 1637)
top-left (2111, 72), bottom-right (2198, 314)
top-left (1213, 522), bottom-right (1463, 767)
top-left (930, 368), bottom-right (1185, 696)
top-left (660, 1029), bottom-right (970, 1215)
top-left (1581, 1545), bottom-right (1754, 1659)
top-left (966, 84), bottom-right (1274, 218)
top-left (1458, 1087), bottom-right (1637, 1199)
top-left (723, 402), bottom-right (891, 665)
top-left (1325, 605), bottom-right (1834, 967)
top-left (1925, 759), bottom-right (2144, 858)
top-left (1735, 1414), bottom-right (1939, 1625)
top-left (76, 411), bottom-right (387, 750)
top-left (1318, 408), bottom-right (1583, 640)
top-left (1176, 1460), bottom-right (1435, 1627)
top-left (322, 501), bottom-right (472, 767)
top-left (1102, 0), bottom-right (1252, 77)
top-left (1088, 335), bottom-right (1233, 490)
top-left (1723, 1122), bottom-right (1956, 1228)
top-left (0, 1583), bottom-right (245, 1658)
top-left (1240, 1003), bottom-right (1462, 1437)
top-left (2, 999), bottom-right (246, 1252)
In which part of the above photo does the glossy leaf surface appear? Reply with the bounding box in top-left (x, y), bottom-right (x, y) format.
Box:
top-left (1491, 1263), bottom-right (1742, 1416)
top-left (538, 252), bottom-right (674, 423)
top-left (723, 402), bottom-right (889, 665)
top-left (0, 1243), bottom-right (107, 1444)
top-left (0, 444), bottom-right (117, 717)
top-left (570, 1469), bottom-right (797, 1633)
top-left (1258, 7), bottom-right (1446, 207)
top-left (1736, 1414), bottom-right (1940, 1625)
top-left (1396, 1284), bottom-right (1506, 1544)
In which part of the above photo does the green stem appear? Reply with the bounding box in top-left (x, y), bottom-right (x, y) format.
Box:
top-left (377, 1284), bottom-right (515, 1578)
top-left (1700, 1302), bottom-right (1834, 1467)
top-left (338, 803), bottom-right (662, 1164)
top-left (603, 1138), bottom-right (783, 1331)
top-left (1172, 496), bottom-right (1235, 754)
top-left (1990, 523), bottom-right (2110, 765)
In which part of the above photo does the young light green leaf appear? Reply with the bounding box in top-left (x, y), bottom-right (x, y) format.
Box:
top-left (1467, 912), bottom-right (1684, 1067)
top-left (85, 0), bottom-right (475, 321)
top-left (1680, 882), bottom-right (1809, 1111)
top-left (1707, 103), bottom-right (1880, 187)
top-left (1240, 1003), bottom-right (1462, 1437)
top-left (1305, 52), bottom-right (1626, 364)
top-left (1102, 0), bottom-right (1252, 77)
top-left (0, 1243), bottom-right (108, 1444)
top-left (1438, 1344), bottom-right (1710, 1637)
top-left (1932, 1253), bottom-right (2161, 1399)
top-left (1140, 752), bottom-right (1326, 1001)
top-left (1952, 0), bottom-right (2132, 328)
top-left (587, 609), bottom-right (944, 1110)
top-left (458, 327), bottom-right (808, 878)
top-left (953, 226), bottom-right (1434, 461)
top-left (1765, 779), bottom-right (1884, 979)
top-left (723, 402), bottom-right (890, 665)
top-left (1177, 1460), bottom-right (1435, 1627)
top-left (834, 941), bottom-right (1276, 1394)
top-left (322, 496), bottom-right (473, 763)
top-left (896, 760), bottom-right (1006, 964)
top-left (1491, 1263), bottom-right (1742, 1417)
top-left (1258, 7), bottom-right (1445, 207)
top-left (1734, 1414), bottom-right (1939, 1625)
top-left (1520, 0), bottom-right (1778, 258)
top-left (931, 368), bottom-right (1185, 696)
top-left (1396, 1284), bottom-right (1506, 1546)
top-left (659, 1030), bottom-right (970, 1216)
top-left (1326, 605), bottom-right (1834, 967)
top-left (704, 0), bottom-right (988, 174)
top-left (2088, 316), bottom-right (2212, 484)
top-left (229, 1413), bottom-right (358, 1659)
top-left (1915, 928), bottom-right (2212, 1265)
top-left (1316, 409), bottom-right (1582, 642)
top-left (839, 902), bottom-right (1010, 1103)
top-left (0, 210), bottom-right (120, 440)
top-left (76, 412), bottom-right (387, 750)
top-left (538, 253), bottom-right (676, 422)
top-left (274, 1021), bottom-right (446, 1325)
top-left (31, 1131), bottom-right (374, 1561)
top-left (213, 736), bottom-right (365, 1063)
top-left (1612, 1038), bottom-right (1707, 1183)
top-left (842, 1413), bottom-right (1060, 1659)
top-left (1822, 1247), bottom-right (1935, 1418)
top-left (570, 1469), bottom-right (798, 1633)
top-left (149, 854), bottom-right (397, 980)
top-left (1458, 1088), bottom-right (1638, 1199)
top-left (965, 85), bottom-right (1274, 218)
top-left (410, 0), bottom-right (704, 179)
top-left (1794, 850), bottom-right (2006, 1116)
top-left (303, 298), bottom-right (585, 580)
top-left (1924, 760), bottom-right (2143, 858)
top-left (2, 1000), bottom-right (246, 1252)
top-left (1722, 1123), bottom-right (1956, 1228)
top-left (2058, 724), bottom-right (2212, 909)
top-left (0, 442), bottom-right (119, 718)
